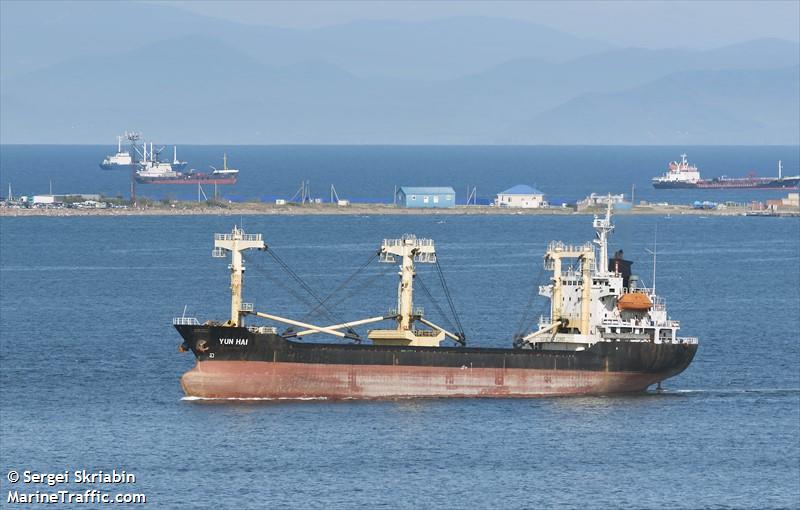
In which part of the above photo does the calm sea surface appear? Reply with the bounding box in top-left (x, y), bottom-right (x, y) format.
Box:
top-left (1, 144), bottom-right (799, 204)
top-left (1, 146), bottom-right (799, 509)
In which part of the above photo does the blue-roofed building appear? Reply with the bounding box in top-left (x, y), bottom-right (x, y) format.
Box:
top-left (495, 185), bottom-right (546, 208)
top-left (397, 187), bottom-right (456, 208)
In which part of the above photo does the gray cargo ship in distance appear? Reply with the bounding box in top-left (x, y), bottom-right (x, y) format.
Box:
top-left (174, 204), bottom-right (697, 399)
top-left (99, 131), bottom-right (188, 172)
top-left (135, 149), bottom-right (238, 185)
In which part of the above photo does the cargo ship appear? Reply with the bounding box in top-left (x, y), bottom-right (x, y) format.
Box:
top-left (99, 132), bottom-right (138, 171)
top-left (652, 155), bottom-right (799, 189)
top-left (100, 132), bottom-right (188, 172)
top-left (135, 148), bottom-right (237, 185)
top-left (174, 205), bottom-right (697, 399)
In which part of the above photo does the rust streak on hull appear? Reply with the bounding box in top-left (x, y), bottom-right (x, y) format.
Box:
top-left (181, 361), bottom-right (664, 400)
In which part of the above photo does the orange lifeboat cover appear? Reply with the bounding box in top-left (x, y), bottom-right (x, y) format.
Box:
top-left (617, 293), bottom-right (652, 311)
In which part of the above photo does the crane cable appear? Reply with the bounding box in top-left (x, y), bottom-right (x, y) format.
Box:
top-left (248, 258), bottom-right (319, 312)
top-left (322, 264), bottom-right (393, 316)
top-left (300, 250), bottom-right (379, 323)
top-left (261, 248), bottom-right (359, 339)
top-left (433, 258), bottom-right (466, 344)
top-left (415, 273), bottom-right (461, 345)
top-left (514, 262), bottom-right (546, 339)
top-left (248, 256), bottom-right (355, 338)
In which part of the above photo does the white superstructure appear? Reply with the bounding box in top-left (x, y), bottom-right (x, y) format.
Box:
top-left (100, 132), bottom-right (139, 169)
top-left (519, 202), bottom-right (697, 351)
top-left (652, 153), bottom-right (701, 185)
top-left (136, 142), bottom-right (181, 178)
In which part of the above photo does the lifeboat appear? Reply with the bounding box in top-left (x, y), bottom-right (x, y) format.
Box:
top-left (617, 292), bottom-right (652, 311)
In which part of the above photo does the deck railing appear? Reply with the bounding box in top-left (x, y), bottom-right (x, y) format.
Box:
top-left (214, 232), bottom-right (262, 241)
top-left (624, 287), bottom-right (666, 310)
top-left (412, 329), bottom-right (441, 337)
top-left (602, 318), bottom-right (679, 328)
top-left (382, 236), bottom-right (434, 248)
top-left (172, 317), bottom-right (200, 325)
top-left (248, 326), bottom-right (277, 334)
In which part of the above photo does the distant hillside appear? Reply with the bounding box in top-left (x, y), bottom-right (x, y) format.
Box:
top-left (424, 38), bottom-right (800, 132)
top-left (0, 2), bottom-right (611, 80)
top-left (0, 35), bottom-right (403, 144)
top-left (508, 66), bottom-right (800, 144)
top-left (1, 30), bottom-right (798, 144)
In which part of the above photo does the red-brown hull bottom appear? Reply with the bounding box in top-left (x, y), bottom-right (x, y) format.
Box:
top-left (136, 178), bottom-right (237, 185)
top-left (181, 361), bottom-right (666, 399)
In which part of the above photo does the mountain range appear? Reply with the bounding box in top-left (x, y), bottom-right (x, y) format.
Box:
top-left (1, 1), bottom-right (797, 144)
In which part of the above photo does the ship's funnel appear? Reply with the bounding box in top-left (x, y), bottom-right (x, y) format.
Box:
top-left (610, 251), bottom-right (633, 290)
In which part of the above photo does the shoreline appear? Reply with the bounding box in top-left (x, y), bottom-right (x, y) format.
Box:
top-left (3, 203), bottom-right (797, 217)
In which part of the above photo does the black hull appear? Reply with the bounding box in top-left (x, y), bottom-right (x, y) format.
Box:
top-left (175, 325), bottom-right (697, 378)
top-left (653, 177), bottom-right (799, 189)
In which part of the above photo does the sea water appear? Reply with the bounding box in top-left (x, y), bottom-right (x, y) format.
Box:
top-left (1, 144), bottom-right (798, 204)
top-left (1, 210), bottom-right (798, 509)
top-left (2, 145), bottom-right (800, 508)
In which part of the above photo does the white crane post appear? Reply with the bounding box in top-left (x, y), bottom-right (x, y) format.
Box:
top-left (398, 243), bottom-right (415, 330)
top-left (213, 226), bottom-right (266, 326)
top-left (580, 251), bottom-right (594, 335)
top-left (380, 235), bottom-right (436, 331)
top-left (550, 254), bottom-right (563, 322)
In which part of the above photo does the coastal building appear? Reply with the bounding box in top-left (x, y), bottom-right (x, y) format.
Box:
top-left (29, 193), bottom-right (101, 204)
top-left (577, 193), bottom-right (632, 211)
top-left (32, 195), bottom-right (58, 205)
top-left (397, 187), bottom-right (456, 208)
top-left (766, 192), bottom-right (799, 211)
top-left (494, 185), bottom-right (546, 208)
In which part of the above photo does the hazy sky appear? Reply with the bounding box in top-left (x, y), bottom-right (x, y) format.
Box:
top-left (165, 0), bottom-right (800, 48)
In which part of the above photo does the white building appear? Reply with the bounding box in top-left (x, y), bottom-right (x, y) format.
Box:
top-left (495, 185), bottom-right (546, 209)
top-left (577, 193), bottom-right (631, 211)
top-left (32, 195), bottom-right (57, 205)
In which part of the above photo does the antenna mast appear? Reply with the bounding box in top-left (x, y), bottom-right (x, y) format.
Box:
top-left (652, 224), bottom-right (657, 296)
top-left (592, 198), bottom-right (614, 274)
top-left (645, 224), bottom-right (658, 296)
